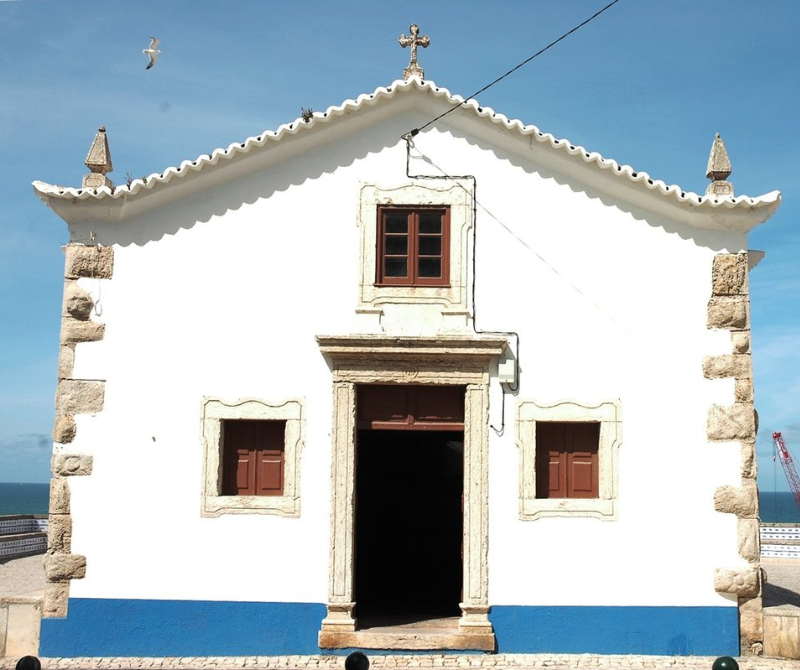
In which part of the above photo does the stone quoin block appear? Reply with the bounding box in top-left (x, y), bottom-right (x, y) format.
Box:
top-left (60, 319), bottom-right (105, 344)
top-left (62, 281), bottom-right (95, 320)
top-left (43, 553), bottom-right (86, 581)
top-left (739, 596), bottom-right (764, 656)
top-left (732, 331), bottom-right (752, 354)
top-left (52, 414), bottom-right (76, 444)
top-left (49, 477), bottom-right (70, 514)
top-left (715, 481), bottom-right (758, 518)
top-left (707, 403), bottom-right (756, 441)
top-left (715, 567), bottom-right (760, 597)
top-left (707, 296), bottom-right (749, 330)
top-left (712, 253), bottom-right (748, 296)
top-left (57, 345), bottom-right (75, 380)
top-left (742, 440), bottom-right (758, 479)
top-left (51, 454), bottom-right (93, 477)
top-left (55, 379), bottom-right (105, 415)
top-left (702, 354), bottom-right (752, 380)
top-left (738, 518), bottom-right (761, 563)
top-left (64, 244), bottom-right (114, 279)
top-left (47, 514), bottom-right (73, 554)
top-left (42, 581), bottom-right (70, 618)
top-left (736, 378), bottom-right (755, 403)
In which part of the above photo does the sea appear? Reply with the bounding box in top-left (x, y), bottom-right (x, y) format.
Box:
top-left (0, 482), bottom-right (50, 515)
top-left (0, 481), bottom-right (798, 522)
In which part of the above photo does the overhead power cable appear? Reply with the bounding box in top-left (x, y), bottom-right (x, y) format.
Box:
top-left (409, 0), bottom-right (623, 136)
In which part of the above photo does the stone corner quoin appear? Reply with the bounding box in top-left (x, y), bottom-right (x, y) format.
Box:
top-left (44, 243), bottom-right (115, 619)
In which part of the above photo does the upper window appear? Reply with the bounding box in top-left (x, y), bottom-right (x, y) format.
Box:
top-left (376, 206), bottom-right (450, 287)
top-left (517, 400), bottom-right (621, 521)
top-left (201, 398), bottom-right (304, 517)
top-left (356, 183), bottom-right (473, 321)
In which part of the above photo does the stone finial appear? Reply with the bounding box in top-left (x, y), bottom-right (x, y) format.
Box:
top-left (399, 24), bottom-right (430, 81)
top-left (83, 126), bottom-right (113, 189)
top-left (706, 133), bottom-right (734, 197)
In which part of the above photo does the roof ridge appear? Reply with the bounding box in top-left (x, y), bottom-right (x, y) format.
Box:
top-left (32, 79), bottom-right (780, 215)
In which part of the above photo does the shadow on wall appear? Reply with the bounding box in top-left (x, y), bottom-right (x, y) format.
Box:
top-left (446, 124), bottom-right (752, 253)
top-left (67, 114), bottom-right (420, 248)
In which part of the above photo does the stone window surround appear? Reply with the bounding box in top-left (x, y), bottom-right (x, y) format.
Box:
top-left (316, 334), bottom-right (506, 650)
top-left (357, 182), bottom-right (473, 314)
top-left (517, 399), bottom-right (622, 521)
top-left (201, 398), bottom-right (304, 518)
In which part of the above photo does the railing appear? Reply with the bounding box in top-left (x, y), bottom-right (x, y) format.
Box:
top-left (761, 524), bottom-right (800, 559)
top-left (0, 515), bottom-right (48, 560)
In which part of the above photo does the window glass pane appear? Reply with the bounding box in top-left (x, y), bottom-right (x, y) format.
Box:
top-left (418, 236), bottom-right (441, 256)
top-left (385, 236), bottom-right (408, 256)
top-left (418, 258), bottom-right (441, 277)
top-left (385, 258), bottom-right (408, 277)
top-left (385, 212), bottom-right (408, 234)
top-left (419, 212), bottom-right (442, 234)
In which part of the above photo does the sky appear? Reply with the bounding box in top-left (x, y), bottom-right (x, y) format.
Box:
top-left (0, 1), bottom-right (798, 491)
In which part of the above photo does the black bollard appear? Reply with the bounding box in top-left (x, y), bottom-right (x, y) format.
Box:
top-left (711, 657), bottom-right (739, 670)
top-left (15, 657), bottom-right (41, 670)
top-left (345, 651), bottom-right (369, 670)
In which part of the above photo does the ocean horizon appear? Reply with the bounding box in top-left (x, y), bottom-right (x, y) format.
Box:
top-left (0, 481), bottom-right (798, 522)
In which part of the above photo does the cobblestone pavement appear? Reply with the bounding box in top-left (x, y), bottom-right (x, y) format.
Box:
top-left (1, 655), bottom-right (799, 670)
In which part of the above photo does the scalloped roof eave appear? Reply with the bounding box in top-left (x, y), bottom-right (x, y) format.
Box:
top-left (32, 78), bottom-right (781, 222)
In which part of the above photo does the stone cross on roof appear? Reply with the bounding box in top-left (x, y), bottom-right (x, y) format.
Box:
top-left (83, 126), bottom-right (114, 189)
top-left (706, 133), bottom-right (734, 197)
top-left (399, 24), bottom-right (430, 81)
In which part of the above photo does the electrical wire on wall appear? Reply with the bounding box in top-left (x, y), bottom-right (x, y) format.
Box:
top-left (402, 135), bottom-right (519, 436)
top-left (394, 0), bottom-right (624, 434)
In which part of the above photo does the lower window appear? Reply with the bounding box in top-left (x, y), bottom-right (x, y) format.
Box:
top-left (222, 420), bottom-right (286, 496)
top-left (517, 400), bottom-right (621, 520)
top-left (201, 398), bottom-right (304, 517)
top-left (535, 422), bottom-right (600, 499)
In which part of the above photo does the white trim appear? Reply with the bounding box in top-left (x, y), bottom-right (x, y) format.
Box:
top-left (200, 397), bottom-right (304, 518)
top-left (516, 399), bottom-right (622, 521)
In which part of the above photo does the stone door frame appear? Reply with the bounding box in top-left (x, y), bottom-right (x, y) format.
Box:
top-left (316, 335), bottom-right (506, 649)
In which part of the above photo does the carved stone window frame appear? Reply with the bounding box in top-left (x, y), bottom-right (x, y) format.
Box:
top-left (357, 182), bottom-right (473, 312)
top-left (200, 398), bottom-right (304, 518)
top-left (517, 399), bottom-right (622, 521)
top-left (316, 334), bottom-right (506, 650)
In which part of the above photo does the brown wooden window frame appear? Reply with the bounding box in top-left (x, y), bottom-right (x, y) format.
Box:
top-left (376, 206), bottom-right (451, 287)
top-left (221, 419), bottom-right (287, 497)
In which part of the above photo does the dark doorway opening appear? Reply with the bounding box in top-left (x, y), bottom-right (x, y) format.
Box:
top-left (355, 428), bottom-right (464, 623)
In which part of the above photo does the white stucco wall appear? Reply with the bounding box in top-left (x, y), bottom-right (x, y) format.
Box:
top-left (62, 110), bottom-right (747, 609)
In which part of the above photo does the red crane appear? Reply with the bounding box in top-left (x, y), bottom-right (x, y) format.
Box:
top-left (773, 432), bottom-right (800, 515)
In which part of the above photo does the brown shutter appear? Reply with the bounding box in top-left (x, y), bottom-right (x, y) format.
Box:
top-left (536, 422), bottom-right (599, 499)
top-left (357, 385), bottom-right (465, 430)
top-left (222, 420), bottom-right (286, 496)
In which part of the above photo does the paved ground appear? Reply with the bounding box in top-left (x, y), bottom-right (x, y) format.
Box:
top-left (2, 555), bottom-right (798, 668)
top-left (0, 554), bottom-right (45, 599)
top-left (763, 558), bottom-right (800, 608)
top-left (1, 653), bottom-right (798, 670)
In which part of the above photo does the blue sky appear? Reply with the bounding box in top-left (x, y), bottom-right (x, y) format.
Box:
top-left (1, 1), bottom-right (798, 491)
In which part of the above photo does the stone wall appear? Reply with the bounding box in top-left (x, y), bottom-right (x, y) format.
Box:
top-left (45, 244), bottom-right (112, 618)
top-left (706, 253), bottom-right (762, 655)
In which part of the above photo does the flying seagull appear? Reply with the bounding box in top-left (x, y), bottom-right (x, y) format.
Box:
top-left (143, 36), bottom-right (162, 70)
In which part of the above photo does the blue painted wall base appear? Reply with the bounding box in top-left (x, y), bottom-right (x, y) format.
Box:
top-left (490, 605), bottom-right (739, 656)
top-left (40, 599), bottom-right (739, 657)
top-left (40, 599), bottom-right (326, 657)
